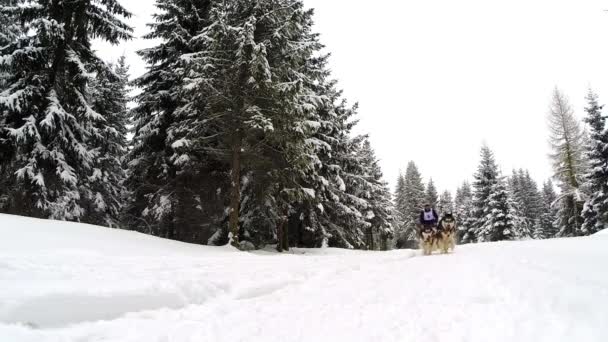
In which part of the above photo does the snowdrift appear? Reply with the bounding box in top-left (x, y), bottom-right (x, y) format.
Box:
top-left (1, 213), bottom-right (607, 342)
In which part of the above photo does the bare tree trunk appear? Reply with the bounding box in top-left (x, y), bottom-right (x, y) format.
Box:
top-left (276, 217), bottom-right (284, 252)
top-left (282, 210), bottom-right (289, 251)
top-left (276, 208), bottom-right (289, 252)
top-left (228, 137), bottom-right (241, 248)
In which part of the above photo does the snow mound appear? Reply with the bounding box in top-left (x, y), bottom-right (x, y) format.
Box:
top-left (1, 213), bottom-right (607, 342)
top-left (0, 214), bottom-right (388, 330)
top-left (594, 228), bottom-right (608, 236)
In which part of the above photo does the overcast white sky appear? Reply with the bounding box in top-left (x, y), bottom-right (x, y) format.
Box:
top-left (96, 0), bottom-right (608, 195)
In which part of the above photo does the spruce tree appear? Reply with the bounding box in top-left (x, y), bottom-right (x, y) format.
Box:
top-left (177, 0), bottom-right (326, 248)
top-left (129, 0), bottom-right (384, 250)
top-left (507, 170), bottom-right (526, 233)
top-left (455, 181), bottom-right (475, 243)
top-left (468, 145), bottom-right (500, 243)
top-left (319, 134), bottom-right (371, 249)
top-left (425, 178), bottom-right (438, 207)
top-left (581, 89), bottom-right (608, 235)
top-left (291, 87), bottom-right (390, 250)
top-left (355, 138), bottom-right (395, 250)
top-left (0, 0), bottom-right (23, 90)
top-left (532, 222), bottom-right (545, 239)
top-left (0, 0), bottom-right (22, 210)
top-left (0, 0), bottom-right (132, 220)
top-left (522, 171), bottom-right (543, 226)
top-left (438, 190), bottom-right (454, 215)
top-left (126, 0), bottom-right (225, 243)
top-left (85, 56), bottom-right (130, 227)
top-left (0, 1), bottom-right (22, 45)
top-left (508, 169), bottom-right (541, 238)
top-left (547, 88), bottom-right (587, 236)
top-left (394, 172), bottom-right (407, 227)
top-left (398, 161), bottom-right (426, 247)
top-left (477, 177), bottom-right (520, 242)
top-left (540, 179), bottom-right (559, 238)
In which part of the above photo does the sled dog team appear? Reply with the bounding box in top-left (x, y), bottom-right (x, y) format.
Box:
top-left (418, 203), bottom-right (456, 255)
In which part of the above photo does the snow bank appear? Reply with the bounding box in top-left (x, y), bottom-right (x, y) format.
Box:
top-left (594, 228), bottom-right (608, 236)
top-left (0, 214), bottom-right (240, 329)
top-left (0, 213), bottom-right (235, 257)
top-left (1, 213), bottom-right (607, 342)
top-left (0, 214), bottom-right (388, 330)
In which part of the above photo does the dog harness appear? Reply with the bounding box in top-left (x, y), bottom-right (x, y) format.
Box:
top-left (423, 210), bottom-right (435, 222)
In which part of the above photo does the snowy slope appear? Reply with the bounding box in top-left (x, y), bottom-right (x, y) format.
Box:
top-left (1, 214), bottom-right (607, 342)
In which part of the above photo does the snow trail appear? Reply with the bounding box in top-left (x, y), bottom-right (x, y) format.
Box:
top-left (1, 214), bottom-right (607, 341)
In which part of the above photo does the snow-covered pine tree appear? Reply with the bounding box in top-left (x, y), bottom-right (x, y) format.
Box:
top-left (0, 0), bottom-right (23, 210)
top-left (454, 181), bottom-right (475, 243)
top-left (438, 190), bottom-right (454, 215)
top-left (522, 171), bottom-right (543, 237)
top-left (477, 177), bottom-right (521, 242)
top-left (0, 0), bottom-right (132, 220)
top-left (425, 178), bottom-right (438, 207)
top-left (319, 134), bottom-right (369, 249)
top-left (394, 172), bottom-right (407, 227)
top-left (397, 161), bottom-right (426, 248)
top-left (311, 133), bottom-right (382, 250)
top-left (468, 145), bottom-right (500, 243)
top-left (125, 0), bottom-right (218, 242)
top-left (173, 0), bottom-right (330, 249)
top-left (532, 221), bottom-right (545, 240)
top-left (126, 0), bottom-right (389, 250)
top-left (354, 138), bottom-right (395, 250)
top-left (508, 169), bottom-right (520, 197)
top-left (540, 179), bottom-right (559, 238)
top-left (581, 89), bottom-right (608, 235)
top-left (84, 56), bottom-right (130, 227)
top-left (0, 1), bottom-right (22, 44)
top-left (508, 169), bottom-right (541, 238)
top-left (547, 88), bottom-right (587, 236)
top-left (507, 169), bottom-right (528, 235)
top-left (0, 0), bottom-right (24, 90)
top-left (280, 77), bottom-right (371, 250)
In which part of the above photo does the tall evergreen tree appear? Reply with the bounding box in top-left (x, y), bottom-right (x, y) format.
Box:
top-left (438, 190), bottom-right (453, 214)
top-left (467, 145), bottom-right (500, 243)
top-left (454, 181), bottom-right (475, 243)
top-left (540, 179), bottom-right (559, 238)
top-left (425, 178), bottom-right (438, 207)
top-left (581, 89), bottom-right (608, 235)
top-left (0, 0), bottom-right (24, 89)
top-left (0, 0), bottom-right (23, 210)
top-left (355, 138), bottom-right (395, 250)
top-left (0, 0), bottom-right (132, 220)
top-left (85, 56), bottom-right (130, 227)
top-left (291, 98), bottom-right (395, 251)
top-left (547, 88), bottom-right (587, 236)
top-left (477, 177), bottom-right (521, 242)
top-left (126, 0), bottom-right (214, 242)
top-left (394, 172), bottom-right (406, 224)
top-left (522, 171), bottom-right (543, 233)
top-left (0, 1), bottom-right (22, 44)
top-left (508, 169), bottom-right (541, 238)
top-left (180, 0), bottom-right (325, 248)
top-left (399, 161), bottom-right (426, 247)
top-left (278, 78), bottom-right (356, 249)
top-left (127, 0), bottom-right (391, 251)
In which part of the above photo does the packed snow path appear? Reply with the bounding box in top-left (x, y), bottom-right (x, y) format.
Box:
top-left (1, 214), bottom-right (607, 341)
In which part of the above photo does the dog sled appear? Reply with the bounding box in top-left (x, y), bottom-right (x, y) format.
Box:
top-left (418, 214), bottom-right (456, 255)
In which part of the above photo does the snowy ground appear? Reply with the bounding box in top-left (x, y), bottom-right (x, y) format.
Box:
top-left (1, 214), bottom-right (607, 342)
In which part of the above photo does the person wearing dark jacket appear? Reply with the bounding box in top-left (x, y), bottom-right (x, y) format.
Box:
top-left (419, 203), bottom-right (439, 228)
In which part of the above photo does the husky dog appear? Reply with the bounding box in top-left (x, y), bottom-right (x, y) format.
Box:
top-left (419, 225), bottom-right (437, 255)
top-left (437, 213), bottom-right (456, 254)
